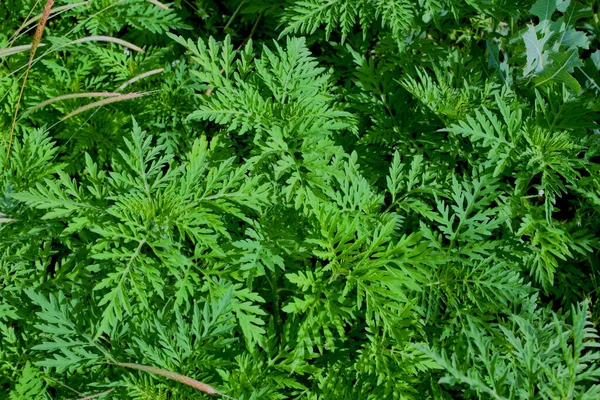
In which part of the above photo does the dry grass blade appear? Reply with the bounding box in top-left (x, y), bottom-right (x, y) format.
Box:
top-left (0, 213), bottom-right (16, 223)
top-left (10, 1), bottom-right (90, 45)
top-left (146, 0), bottom-right (169, 10)
top-left (27, 92), bottom-right (122, 114)
top-left (60, 92), bottom-right (154, 121)
top-left (23, 1), bottom-right (90, 27)
top-left (73, 388), bottom-right (115, 400)
top-left (116, 68), bottom-right (164, 92)
top-left (114, 362), bottom-right (220, 395)
top-left (0, 44), bottom-right (45, 58)
top-left (7, 0), bottom-right (40, 47)
top-left (0, 1), bottom-right (127, 88)
top-left (6, 0), bottom-right (54, 159)
top-left (67, 36), bottom-right (144, 53)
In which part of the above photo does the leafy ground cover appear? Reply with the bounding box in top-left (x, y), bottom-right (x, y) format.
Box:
top-left (1, 0), bottom-right (600, 399)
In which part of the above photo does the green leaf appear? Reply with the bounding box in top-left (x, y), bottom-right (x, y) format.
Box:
top-left (533, 50), bottom-right (583, 92)
top-left (529, 0), bottom-right (567, 21)
top-left (522, 24), bottom-right (553, 76)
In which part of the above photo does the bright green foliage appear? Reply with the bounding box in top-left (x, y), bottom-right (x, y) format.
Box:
top-left (1, 0), bottom-right (600, 399)
top-left (419, 298), bottom-right (600, 399)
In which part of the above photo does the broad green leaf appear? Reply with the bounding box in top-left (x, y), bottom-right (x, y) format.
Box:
top-left (522, 24), bottom-right (553, 76)
top-left (533, 50), bottom-right (582, 92)
top-left (529, 0), bottom-right (568, 21)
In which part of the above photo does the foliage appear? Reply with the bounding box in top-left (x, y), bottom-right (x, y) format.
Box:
top-left (1, 0), bottom-right (599, 398)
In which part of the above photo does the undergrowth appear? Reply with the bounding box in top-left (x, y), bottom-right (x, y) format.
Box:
top-left (1, 0), bottom-right (600, 399)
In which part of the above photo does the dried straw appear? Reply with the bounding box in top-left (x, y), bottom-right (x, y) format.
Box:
top-left (0, 44), bottom-right (45, 58)
top-left (73, 389), bottom-right (115, 400)
top-left (114, 362), bottom-right (218, 395)
top-left (60, 92), bottom-right (154, 121)
top-left (146, 0), bottom-right (169, 10)
top-left (67, 36), bottom-right (144, 53)
top-left (27, 92), bottom-right (122, 114)
top-left (9, 1), bottom-right (90, 45)
top-left (116, 68), bottom-right (164, 92)
top-left (7, 0), bottom-right (54, 159)
top-left (0, 212), bottom-right (16, 223)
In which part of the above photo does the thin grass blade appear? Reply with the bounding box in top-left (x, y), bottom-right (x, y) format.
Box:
top-left (67, 36), bottom-right (144, 53)
top-left (6, 0), bottom-right (53, 159)
top-left (73, 388), bottom-right (114, 400)
top-left (12, 1), bottom-right (90, 43)
top-left (0, 44), bottom-right (46, 58)
top-left (60, 92), bottom-right (154, 121)
top-left (0, 213), bottom-right (16, 223)
top-left (114, 362), bottom-right (218, 394)
top-left (146, 0), bottom-right (169, 10)
top-left (116, 68), bottom-right (164, 92)
top-left (27, 92), bottom-right (122, 114)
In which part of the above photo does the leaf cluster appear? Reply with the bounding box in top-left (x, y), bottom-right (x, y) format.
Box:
top-left (1, 0), bottom-right (600, 399)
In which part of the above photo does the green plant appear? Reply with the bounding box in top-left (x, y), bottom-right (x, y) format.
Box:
top-left (1, 0), bottom-right (599, 398)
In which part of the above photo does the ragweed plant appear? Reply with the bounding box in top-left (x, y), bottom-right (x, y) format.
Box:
top-left (1, 0), bottom-right (599, 399)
